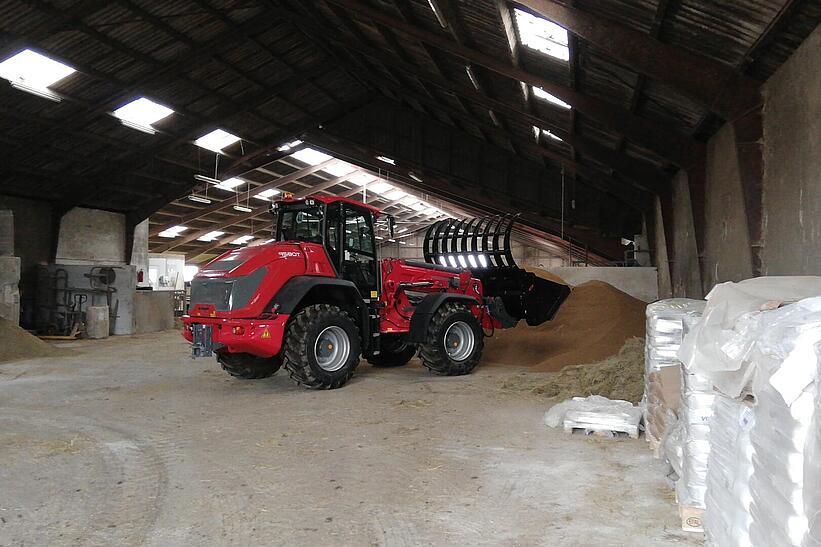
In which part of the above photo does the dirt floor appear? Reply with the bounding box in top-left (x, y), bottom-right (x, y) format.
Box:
top-left (0, 332), bottom-right (699, 546)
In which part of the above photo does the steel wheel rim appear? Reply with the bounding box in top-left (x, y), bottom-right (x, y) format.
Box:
top-left (314, 326), bottom-right (350, 372)
top-left (444, 321), bottom-right (474, 362)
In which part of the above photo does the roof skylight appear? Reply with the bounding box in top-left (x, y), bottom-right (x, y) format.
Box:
top-left (158, 226), bottom-right (188, 238)
top-left (323, 162), bottom-right (358, 178)
top-left (113, 97), bottom-right (174, 134)
top-left (291, 147), bottom-right (332, 166)
top-left (215, 177), bottom-right (244, 191)
top-left (514, 8), bottom-right (569, 61)
top-left (384, 189), bottom-right (407, 200)
top-left (194, 129), bottom-right (241, 154)
top-left (348, 173), bottom-right (377, 186)
top-left (277, 139), bottom-right (303, 152)
top-left (375, 155), bottom-right (396, 165)
top-left (532, 86), bottom-right (571, 109)
top-left (197, 230), bottom-right (225, 242)
top-left (0, 49), bottom-right (76, 101)
top-left (230, 235), bottom-right (255, 245)
top-left (253, 188), bottom-right (281, 201)
top-left (368, 181), bottom-right (394, 195)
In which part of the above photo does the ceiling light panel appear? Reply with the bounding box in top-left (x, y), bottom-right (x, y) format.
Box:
top-left (197, 230), bottom-right (225, 242)
top-left (253, 189), bottom-right (280, 201)
top-left (216, 177), bottom-right (244, 191)
top-left (348, 173), bottom-right (376, 186)
top-left (0, 49), bottom-right (75, 92)
top-left (290, 147), bottom-right (332, 166)
top-left (230, 235), bottom-right (255, 245)
top-left (194, 129), bottom-right (241, 153)
top-left (158, 226), bottom-right (188, 238)
top-left (323, 162), bottom-right (358, 178)
top-left (113, 97), bottom-right (174, 133)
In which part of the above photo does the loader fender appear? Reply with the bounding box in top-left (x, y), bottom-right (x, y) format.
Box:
top-left (408, 293), bottom-right (479, 344)
top-left (268, 276), bottom-right (371, 352)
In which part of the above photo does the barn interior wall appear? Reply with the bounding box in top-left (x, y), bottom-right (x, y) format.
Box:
top-left (760, 24), bottom-right (821, 275)
top-left (657, 24), bottom-right (821, 297)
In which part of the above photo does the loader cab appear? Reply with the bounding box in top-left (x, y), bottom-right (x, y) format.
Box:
top-left (272, 198), bottom-right (380, 298)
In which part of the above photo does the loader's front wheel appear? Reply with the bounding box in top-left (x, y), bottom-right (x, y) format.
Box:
top-left (283, 304), bottom-right (361, 389)
top-left (367, 335), bottom-right (416, 367)
top-left (419, 302), bottom-right (484, 376)
top-left (217, 351), bottom-right (281, 379)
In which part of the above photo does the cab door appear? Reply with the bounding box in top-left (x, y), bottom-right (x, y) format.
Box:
top-left (339, 204), bottom-right (379, 298)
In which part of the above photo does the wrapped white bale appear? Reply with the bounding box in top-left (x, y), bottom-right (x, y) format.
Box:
top-left (644, 299), bottom-right (705, 447)
top-left (703, 395), bottom-right (755, 547)
top-left (745, 297), bottom-right (821, 547)
top-left (677, 368), bottom-right (715, 512)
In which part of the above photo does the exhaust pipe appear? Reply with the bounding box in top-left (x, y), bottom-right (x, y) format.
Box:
top-left (423, 215), bottom-right (570, 327)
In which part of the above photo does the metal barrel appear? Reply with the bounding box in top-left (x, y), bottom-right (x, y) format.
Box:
top-left (422, 214), bottom-right (570, 327)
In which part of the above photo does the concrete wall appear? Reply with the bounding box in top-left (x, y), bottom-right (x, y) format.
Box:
top-left (701, 124), bottom-right (754, 290)
top-left (550, 266), bottom-right (659, 303)
top-left (134, 290), bottom-right (175, 334)
top-left (655, 24), bottom-right (821, 296)
top-left (761, 25), bottom-right (821, 275)
top-left (56, 207), bottom-right (126, 265)
top-left (669, 171), bottom-right (703, 298)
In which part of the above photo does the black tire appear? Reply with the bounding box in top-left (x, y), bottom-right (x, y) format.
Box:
top-left (282, 304), bottom-right (361, 389)
top-left (217, 351), bottom-right (281, 379)
top-left (419, 302), bottom-right (484, 376)
top-left (367, 335), bottom-right (416, 367)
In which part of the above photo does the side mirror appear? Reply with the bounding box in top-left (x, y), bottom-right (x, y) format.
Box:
top-left (388, 216), bottom-right (395, 238)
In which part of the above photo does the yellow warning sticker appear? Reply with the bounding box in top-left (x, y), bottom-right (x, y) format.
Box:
top-left (370, 290), bottom-right (378, 299)
top-left (261, 329), bottom-right (271, 339)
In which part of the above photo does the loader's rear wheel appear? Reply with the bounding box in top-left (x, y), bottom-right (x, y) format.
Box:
top-left (367, 335), bottom-right (416, 367)
top-left (283, 304), bottom-right (361, 389)
top-left (217, 351), bottom-right (281, 379)
top-left (419, 302), bottom-right (484, 376)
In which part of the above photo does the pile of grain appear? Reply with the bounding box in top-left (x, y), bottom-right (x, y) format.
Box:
top-left (0, 318), bottom-right (67, 363)
top-left (500, 337), bottom-right (646, 403)
top-left (483, 279), bottom-right (646, 371)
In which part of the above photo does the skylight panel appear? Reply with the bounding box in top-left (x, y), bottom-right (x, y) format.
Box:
top-left (253, 188), bottom-right (281, 201)
top-left (532, 86), bottom-right (571, 109)
top-left (399, 196), bottom-right (418, 207)
top-left (384, 189), bottom-right (407, 201)
top-left (368, 181), bottom-right (393, 195)
top-left (348, 173), bottom-right (377, 186)
top-left (230, 235), bottom-right (255, 245)
top-left (158, 226), bottom-right (188, 238)
top-left (113, 97), bottom-right (174, 134)
top-left (194, 129), bottom-right (241, 154)
top-left (323, 162), bottom-right (358, 178)
top-left (197, 230), bottom-right (225, 242)
top-left (0, 49), bottom-right (76, 101)
top-left (514, 8), bottom-right (569, 61)
top-left (533, 126), bottom-right (564, 142)
top-left (215, 177), bottom-right (244, 191)
top-left (291, 147), bottom-right (332, 166)
top-left (277, 139), bottom-right (303, 152)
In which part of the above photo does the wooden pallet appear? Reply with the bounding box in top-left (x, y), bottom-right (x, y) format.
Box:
top-left (562, 419), bottom-right (640, 439)
top-left (679, 504), bottom-right (704, 533)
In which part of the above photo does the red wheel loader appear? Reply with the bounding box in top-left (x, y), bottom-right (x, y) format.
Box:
top-left (182, 195), bottom-right (570, 389)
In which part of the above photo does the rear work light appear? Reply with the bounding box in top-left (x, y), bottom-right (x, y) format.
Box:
top-left (232, 326), bottom-right (245, 336)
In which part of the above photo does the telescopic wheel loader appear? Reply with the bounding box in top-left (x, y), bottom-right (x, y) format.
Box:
top-left (183, 195), bottom-right (570, 389)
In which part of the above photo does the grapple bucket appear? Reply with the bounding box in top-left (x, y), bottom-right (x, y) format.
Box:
top-left (423, 215), bottom-right (570, 327)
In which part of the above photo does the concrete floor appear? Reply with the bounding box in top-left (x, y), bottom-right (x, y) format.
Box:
top-left (0, 332), bottom-right (699, 546)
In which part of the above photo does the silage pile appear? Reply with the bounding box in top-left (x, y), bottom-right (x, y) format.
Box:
top-left (0, 318), bottom-right (67, 363)
top-left (500, 337), bottom-right (646, 403)
top-left (483, 276), bottom-right (647, 372)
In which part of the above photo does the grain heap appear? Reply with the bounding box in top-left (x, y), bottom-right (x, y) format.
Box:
top-left (0, 318), bottom-right (67, 363)
top-left (484, 278), bottom-right (647, 371)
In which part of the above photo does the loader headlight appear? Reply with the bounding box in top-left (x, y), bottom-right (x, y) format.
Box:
top-left (438, 256), bottom-right (448, 267)
top-left (448, 256), bottom-right (457, 268)
top-left (478, 254), bottom-right (488, 268)
top-left (457, 255), bottom-right (467, 268)
top-left (467, 255), bottom-right (477, 268)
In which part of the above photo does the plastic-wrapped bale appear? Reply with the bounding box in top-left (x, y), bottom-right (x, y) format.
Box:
top-left (676, 369), bottom-right (715, 531)
top-left (644, 299), bottom-right (706, 450)
top-left (746, 298), bottom-right (821, 547)
top-left (703, 395), bottom-right (755, 546)
top-left (806, 345), bottom-right (821, 546)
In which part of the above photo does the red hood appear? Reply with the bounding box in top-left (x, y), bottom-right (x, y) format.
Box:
top-left (197, 242), bottom-right (306, 279)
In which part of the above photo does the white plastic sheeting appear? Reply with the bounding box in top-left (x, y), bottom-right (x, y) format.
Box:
top-left (704, 395), bottom-right (755, 547)
top-left (544, 395), bottom-right (642, 437)
top-left (678, 370), bottom-right (715, 509)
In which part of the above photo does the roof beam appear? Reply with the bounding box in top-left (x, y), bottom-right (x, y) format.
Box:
top-left (325, 0), bottom-right (703, 168)
top-left (149, 160), bottom-right (337, 237)
top-left (512, 0), bottom-right (762, 120)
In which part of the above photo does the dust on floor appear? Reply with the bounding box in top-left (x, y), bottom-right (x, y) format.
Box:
top-left (0, 331), bottom-right (698, 546)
